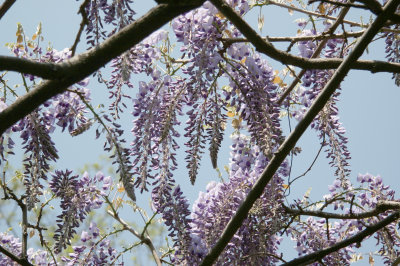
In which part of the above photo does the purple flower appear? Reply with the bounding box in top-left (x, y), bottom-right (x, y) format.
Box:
top-left (49, 170), bottom-right (111, 253)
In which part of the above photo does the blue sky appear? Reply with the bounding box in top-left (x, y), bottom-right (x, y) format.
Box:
top-left (1, 1), bottom-right (399, 264)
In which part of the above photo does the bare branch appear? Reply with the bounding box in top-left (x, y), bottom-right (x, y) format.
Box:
top-left (200, 0), bottom-right (400, 264)
top-left (0, 0), bottom-right (16, 20)
top-left (220, 1), bottom-right (400, 79)
top-left (284, 201), bottom-right (400, 219)
top-left (308, 0), bottom-right (369, 10)
top-left (283, 211), bottom-right (400, 265)
top-left (222, 30), bottom-right (364, 44)
top-left (70, 0), bottom-right (90, 56)
top-left (105, 196), bottom-right (162, 266)
top-left (0, 182), bottom-right (31, 264)
top-left (0, 56), bottom-right (63, 80)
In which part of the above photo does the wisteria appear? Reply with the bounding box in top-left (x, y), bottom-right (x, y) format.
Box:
top-left (293, 26), bottom-right (351, 186)
top-left (61, 222), bottom-right (120, 265)
top-left (82, 0), bottom-right (136, 47)
top-left (188, 133), bottom-right (288, 265)
top-left (0, 0), bottom-right (400, 265)
top-left (289, 174), bottom-right (400, 265)
top-left (49, 170), bottom-right (111, 253)
top-left (0, 232), bottom-right (50, 265)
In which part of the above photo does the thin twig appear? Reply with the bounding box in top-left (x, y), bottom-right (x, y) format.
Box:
top-left (221, 30), bottom-right (364, 44)
top-left (309, 0), bottom-right (368, 9)
top-left (70, 0), bottom-right (90, 56)
top-left (284, 200), bottom-right (400, 219)
top-left (104, 196), bottom-right (162, 266)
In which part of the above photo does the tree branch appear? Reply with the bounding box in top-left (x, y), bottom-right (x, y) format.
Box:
top-left (284, 201), bottom-right (400, 220)
top-left (105, 195), bottom-right (162, 266)
top-left (217, 0), bottom-right (400, 76)
top-left (70, 0), bottom-right (90, 57)
top-left (0, 0), bottom-right (16, 20)
top-left (200, 0), bottom-right (400, 264)
top-left (278, 3), bottom-right (352, 104)
top-left (0, 2), bottom-right (205, 136)
top-left (222, 30), bottom-right (364, 44)
top-left (0, 56), bottom-right (63, 80)
top-left (283, 211), bottom-right (400, 265)
top-left (0, 244), bottom-right (33, 266)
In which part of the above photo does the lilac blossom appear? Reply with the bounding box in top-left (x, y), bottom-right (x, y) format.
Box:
top-left (106, 29), bottom-right (168, 119)
top-left (384, 24), bottom-right (400, 86)
top-left (224, 43), bottom-right (281, 157)
top-left (289, 217), bottom-right (355, 265)
top-left (15, 111), bottom-right (59, 210)
top-left (0, 98), bottom-right (15, 164)
top-left (131, 75), bottom-right (183, 191)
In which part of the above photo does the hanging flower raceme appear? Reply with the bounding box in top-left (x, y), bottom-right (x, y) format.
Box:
top-left (49, 170), bottom-right (112, 253)
top-left (293, 27), bottom-right (351, 187)
top-left (186, 133), bottom-right (288, 265)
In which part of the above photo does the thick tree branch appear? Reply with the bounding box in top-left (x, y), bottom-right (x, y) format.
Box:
top-left (222, 30), bottom-right (364, 44)
top-left (355, 0), bottom-right (383, 13)
top-left (283, 211), bottom-right (400, 265)
top-left (0, 0), bottom-right (16, 20)
top-left (284, 201), bottom-right (400, 219)
top-left (2, 42), bottom-right (400, 81)
top-left (0, 2), bottom-right (205, 136)
top-left (200, 0), bottom-right (400, 264)
top-left (0, 56), bottom-right (63, 79)
top-left (0, 244), bottom-right (33, 266)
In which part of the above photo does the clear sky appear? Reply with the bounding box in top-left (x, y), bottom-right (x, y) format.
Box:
top-left (1, 1), bottom-right (399, 264)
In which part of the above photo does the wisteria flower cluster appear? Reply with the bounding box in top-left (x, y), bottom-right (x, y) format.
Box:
top-left (61, 222), bottom-right (120, 265)
top-left (49, 170), bottom-right (112, 253)
top-left (165, 133), bottom-right (289, 264)
top-left (0, 232), bottom-right (50, 265)
top-left (293, 26), bottom-right (351, 186)
top-left (289, 173), bottom-right (400, 264)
